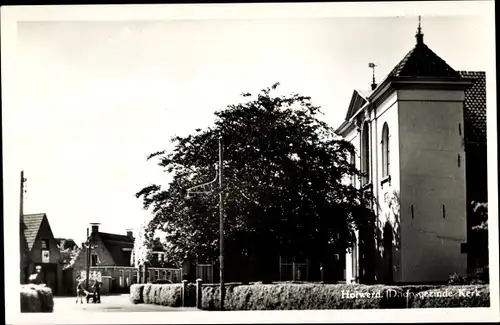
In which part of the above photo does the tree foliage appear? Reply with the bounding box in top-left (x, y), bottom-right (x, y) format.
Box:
top-left (131, 222), bottom-right (153, 267)
top-left (471, 202), bottom-right (488, 231)
top-left (57, 238), bottom-right (81, 270)
top-left (136, 83), bottom-right (372, 275)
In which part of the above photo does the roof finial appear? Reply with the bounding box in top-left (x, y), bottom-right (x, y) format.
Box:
top-left (416, 15), bottom-right (424, 45)
top-left (368, 62), bottom-right (377, 90)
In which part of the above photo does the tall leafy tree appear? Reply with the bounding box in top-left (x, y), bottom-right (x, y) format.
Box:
top-left (137, 83), bottom-right (372, 281)
top-left (131, 222), bottom-right (153, 267)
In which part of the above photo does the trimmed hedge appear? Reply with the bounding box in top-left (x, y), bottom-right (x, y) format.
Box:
top-left (130, 284), bottom-right (144, 304)
top-left (202, 283), bottom-right (407, 310)
top-left (142, 284), bottom-right (182, 306)
top-left (132, 282), bottom-right (490, 310)
top-left (20, 284), bottom-right (54, 313)
top-left (129, 283), bottom-right (195, 307)
top-left (409, 285), bottom-right (490, 308)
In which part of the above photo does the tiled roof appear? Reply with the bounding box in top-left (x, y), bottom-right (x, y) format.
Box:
top-left (97, 232), bottom-right (134, 266)
top-left (99, 232), bottom-right (134, 243)
top-left (459, 71), bottom-right (486, 145)
top-left (22, 214), bottom-right (45, 250)
top-left (387, 42), bottom-right (459, 78)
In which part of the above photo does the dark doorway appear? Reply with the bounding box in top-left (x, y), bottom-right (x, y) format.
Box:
top-left (35, 263), bottom-right (58, 294)
top-left (383, 222), bottom-right (394, 284)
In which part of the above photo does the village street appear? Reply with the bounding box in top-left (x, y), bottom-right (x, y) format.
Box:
top-left (53, 294), bottom-right (200, 313)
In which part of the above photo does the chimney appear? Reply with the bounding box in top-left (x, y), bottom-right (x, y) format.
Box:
top-left (90, 223), bottom-right (100, 234)
top-left (371, 83), bottom-right (377, 91)
top-left (126, 229), bottom-right (133, 238)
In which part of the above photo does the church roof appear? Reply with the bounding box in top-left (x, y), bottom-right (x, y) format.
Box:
top-left (337, 22), bottom-right (485, 138)
top-left (387, 42), bottom-right (460, 78)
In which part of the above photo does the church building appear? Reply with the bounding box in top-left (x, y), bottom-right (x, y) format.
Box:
top-left (335, 21), bottom-right (487, 284)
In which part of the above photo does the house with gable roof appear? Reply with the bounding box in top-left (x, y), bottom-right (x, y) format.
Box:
top-left (335, 21), bottom-right (487, 284)
top-left (64, 223), bottom-right (136, 294)
top-left (20, 213), bottom-right (64, 295)
top-left (63, 223), bottom-right (182, 295)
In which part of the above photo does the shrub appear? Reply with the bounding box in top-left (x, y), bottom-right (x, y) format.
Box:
top-left (137, 283), bottom-right (184, 307)
top-left (158, 284), bottom-right (182, 307)
top-left (409, 285), bottom-right (490, 308)
top-left (399, 285), bottom-right (443, 293)
top-left (129, 284), bottom-right (145, 304)
top-left (142, 284), bottom-right (154, 304)
top-left (448, 273), bottom-right (468, 285)
top-left (202, 283), bottom-right (406, 310)
top-left (201, 284), bottom-right (222, 310)
top-left (448, 268), bottom-right (490, 285)
top-left (20, 285), bottom-right (54, 313)
top-left (397, 285), bottom-right (445, 307)
top-left (470, 266), bottom-right (489, 284)
top-left (151, 284), bottom-right (164, 305)
top-left (37, 286), bottom-right (54, 312)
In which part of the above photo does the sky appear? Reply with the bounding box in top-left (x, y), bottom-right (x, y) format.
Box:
top-left (3, 11), bottom-right (491, 245)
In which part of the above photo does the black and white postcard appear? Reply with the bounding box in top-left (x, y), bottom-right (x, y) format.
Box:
top-left (2, 1), bottom-right (498, 324)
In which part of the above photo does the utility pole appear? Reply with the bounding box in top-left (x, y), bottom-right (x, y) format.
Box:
top-left (85, 227), bottom-right (90, 290)
top-left (20, 171), bottom-right (27, 283)
top-left (218, 135), bottom-right (225, 311)
top-left (20, 171), bottom-right (26, 219)
top-left (185, 135), bottom-right (225, 310)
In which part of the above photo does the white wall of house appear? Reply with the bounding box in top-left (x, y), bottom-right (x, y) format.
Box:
top-left (344, 125), bottom-right (359, 283)
top-left (397, 88), bottom-right (468, 282)
top-left (373, 91), bottom-right (402, 283)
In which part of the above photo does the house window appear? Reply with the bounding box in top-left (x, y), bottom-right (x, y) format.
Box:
top-left (381, 123), bottom-right (390, 178)
top-left (91, 254), bottom-right (98, 266)
top-left (119, 271), bottom-right (124, 287)
top-left (155, 270), bottom-right (159, 280)
top-left (41, 239), bottom-right (49, 250)
top-left (361, 122), bottom-right (371, 186)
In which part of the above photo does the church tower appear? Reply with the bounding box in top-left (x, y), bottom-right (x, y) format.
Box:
top-left (336, 18), bottom-right (481, 283)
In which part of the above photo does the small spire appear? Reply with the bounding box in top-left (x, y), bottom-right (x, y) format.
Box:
top-left (368, 62), bottom-right (377, 90)
top-left (416, 15), bottom-right (424, 45)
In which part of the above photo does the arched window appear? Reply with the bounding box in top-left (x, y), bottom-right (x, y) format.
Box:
top-left (381, 123), bottom-right (390, 178)
top-left (361, 122), bottom-right (370, 185)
